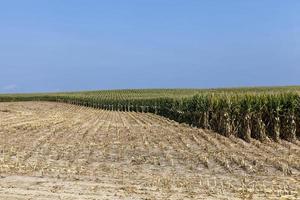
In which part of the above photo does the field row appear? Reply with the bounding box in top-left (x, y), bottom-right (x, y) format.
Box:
top-left (1, 89), bottom-right (300, 143)
top-left (0, 102), bottom-right (299, 199)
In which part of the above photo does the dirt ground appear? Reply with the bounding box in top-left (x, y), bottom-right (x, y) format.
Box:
top-left (0, 102), bottom-right (299, 199)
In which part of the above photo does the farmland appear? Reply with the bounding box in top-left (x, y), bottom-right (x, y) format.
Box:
top-left (1, 87), bottom-right (300, 142)
top-left (0, 87), bottom-right (300, 199)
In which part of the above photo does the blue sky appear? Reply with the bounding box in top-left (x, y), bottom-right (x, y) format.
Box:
top-left (0, 0), bottom-right (299, 93)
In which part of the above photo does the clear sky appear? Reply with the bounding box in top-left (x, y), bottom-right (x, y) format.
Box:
top-left (0, 0), bottom-right (299, 93)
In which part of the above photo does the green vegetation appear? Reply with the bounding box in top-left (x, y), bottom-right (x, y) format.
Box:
top-left (1, 86), bottom-right (300, 142)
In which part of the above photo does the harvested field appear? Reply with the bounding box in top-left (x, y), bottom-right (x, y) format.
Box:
top-left (0, 102), bottom-right (299, 199)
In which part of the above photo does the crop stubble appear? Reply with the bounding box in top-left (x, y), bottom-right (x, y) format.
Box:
top-left (0, 102), bottom-right (299, 199)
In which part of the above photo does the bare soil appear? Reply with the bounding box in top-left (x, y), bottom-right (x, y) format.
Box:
top-left (0, 102), bottom-right (299, 199)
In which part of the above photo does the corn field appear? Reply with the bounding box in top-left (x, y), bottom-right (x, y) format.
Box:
top-left (1, 87), bottom-right (300, 142)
